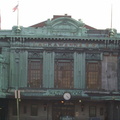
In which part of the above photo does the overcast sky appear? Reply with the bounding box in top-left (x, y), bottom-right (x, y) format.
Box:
top-left (0, 0), bottom-right (120, 32)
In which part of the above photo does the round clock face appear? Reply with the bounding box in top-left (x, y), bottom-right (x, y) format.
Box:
top-left (63, 92), bottom-right (71, 100)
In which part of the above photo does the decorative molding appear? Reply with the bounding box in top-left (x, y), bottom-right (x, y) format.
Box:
top-left (15, 58), bottom-right (19, 63)
top-left (112, 52), bottom-right (118, 56)
top-left (55, 52), bottom-right (73, 59)
top-left (28, 52), bottom-right (43, 58)
top-left (103, 52), bottom-right (110, 56)
top-left (0, 54), bottom-right (5, 63)
top-left (86, 53), bottom-right (101, 60)
top-left (108, 29), bottom-right (117, 37)
top-left (11, 17), bottom-right (87, 37)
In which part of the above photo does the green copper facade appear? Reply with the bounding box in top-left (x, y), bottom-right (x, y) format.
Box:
top-left (0, 15), bottom-right (120, 120)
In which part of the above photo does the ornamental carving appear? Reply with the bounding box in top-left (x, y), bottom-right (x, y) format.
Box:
top-left (0, 55), bottom-right (4, 63)
top-left (20, 17), bottom-right (87, 37)
top-left (49, 17), bottom-right (86, 36)
top-left (28, 52), bottom-right (43, 58)
top-left (86, 53), bottom-right (101, 60)
top-left (55, 52), bottom-right (73, 59)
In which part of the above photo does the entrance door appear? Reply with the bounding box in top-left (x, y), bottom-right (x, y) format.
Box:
top-left (0, 108), bottom-right (2, 120)
top-left (0, 107), bottom-right (5, 120)
top-left (0, 99), bottom-right (8, 120)
top-left (52, 101), bottom-right (75, 120)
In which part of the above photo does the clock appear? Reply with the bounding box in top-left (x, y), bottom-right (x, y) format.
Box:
top-left (63, 92), bottom-right (71, 100)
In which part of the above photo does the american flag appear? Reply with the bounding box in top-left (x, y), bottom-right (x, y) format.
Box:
top-left (13, 4), bottom-right (18, 12)
top-left (0, 10), bottom-right (1, 30)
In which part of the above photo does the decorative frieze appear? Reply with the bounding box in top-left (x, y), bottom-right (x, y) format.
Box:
top-left (55, 52), bottom-right (73, 59)
top-left (19, 89), bottom-right (84, 97)
top-left (9, 40), bottom-right (120, 50)
top-left (28, 52), bottom-right (43, 59)
top-left (86, 53), bottom-right (102, 60)
top-left (26, 42), bottom-right (102, 48)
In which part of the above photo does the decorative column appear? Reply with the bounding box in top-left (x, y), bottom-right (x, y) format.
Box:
top-left (0, 54), bottom-right (4, 91)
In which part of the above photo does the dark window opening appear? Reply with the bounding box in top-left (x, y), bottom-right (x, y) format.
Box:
top-left (100, 107), bottom-right (104, 115)
top-left (23, 106), bottom-right (27, 114)
top-left (89, 106), bottom-right (96, 117)
top-left (31, 104), bottom-right (38, 116)
top-left (86, 62), bottom-right (101, 89)
top-left (28, 60), bottom-right (43, 88)
top-left (55, 60), bottom-right (74, 89)
top-left (0, 48), bottom-right (1, 54)
top-left (12, 104), bottom-right (17, 116)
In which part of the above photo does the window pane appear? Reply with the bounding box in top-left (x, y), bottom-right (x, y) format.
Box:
top-left (23, 106), bottom-right (27, 114)
top-left (100, 107), bottom-right (104, 115)
top-left (12, 104), bottom-right (17, 116)
top-left (87, 62), bottom-right (100, 89)
top-left (0, 48), bottom-right (2, 54)
top-left (28, 60), bottom-right (42, 88)
top-left (89, 106), bottom-right (96, 117)
top-left (31, 104), bottom-right (38, 116)
top-left (55, 60), bottom-right (73, 88)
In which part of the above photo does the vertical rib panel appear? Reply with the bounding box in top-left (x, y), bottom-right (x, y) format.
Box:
top-left (74, 52), bottom-right (85, 89)
top-left (19, 51), bottom-right (28, 87)
top-left (43, 51), bottom-right (54, 88)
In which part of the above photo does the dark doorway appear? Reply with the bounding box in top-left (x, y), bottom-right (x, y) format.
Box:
top-left (0, 108), bottom-right (2, 120)
top-left (52, 101), bottom-right (75, 120)
top-left (0, 99), bottom-right (8, 120)
top-left (0, 107), bottom-right (4, 120)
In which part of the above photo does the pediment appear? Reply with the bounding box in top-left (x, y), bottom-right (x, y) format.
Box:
top-left (46, 17), bottom-right (84, 27)
top-left (45, 17), bottom-right (87, 36)
top-left (17, 17), bottom-right (87, 36)
top-left (53, 22), bottom-right (77, 32)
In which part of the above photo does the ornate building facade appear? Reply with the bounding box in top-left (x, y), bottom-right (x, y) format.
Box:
top-left (0, 15), bottom-right (120, 120)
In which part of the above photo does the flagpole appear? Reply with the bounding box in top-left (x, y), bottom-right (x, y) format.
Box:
top-left (0, 9), bottom-right (1, 30)
top-left (111, 3), bottom-right (113, 29)
top-left (17, 1), bottom-right (19, 29)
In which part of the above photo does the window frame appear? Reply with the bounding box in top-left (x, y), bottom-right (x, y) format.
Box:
top-left (12, 104), bottom-right (17, 116)
top-left (31, 104), bottom-right (38, 116)
top-left (54, 59), bottom-right (74, 89)
top-left (23, 105), bottom-right (27, 114)
top-left (86, 61), bottom-right (101, 89)
top-left (0, 48), bottom-right (2, 54)
top-left (100, 107), bottom-right (104, 115)
top-left (89, 106), bottom-right (96, 117)
top-left (28, 59), bottom-right (43, 88)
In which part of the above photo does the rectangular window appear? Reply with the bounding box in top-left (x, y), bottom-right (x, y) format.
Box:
top-left (100, 107), bottom-right (104, 115)
top-left (12, 104), bottom-right (17, 116)
top-left (0, 48), bottom-right (1, 54)
top-left (87, 62), bottom-right (101, 89)
top-left (89, 106), bottom-right (96, 117)
top-left (28, 60), bottom-right (43, 88)
top-left (31, 104), bottom-right (38, 116)
top-left (23, 106), bottom-right (27, 114)
top-left (55, 60), bottom-right (73, 88)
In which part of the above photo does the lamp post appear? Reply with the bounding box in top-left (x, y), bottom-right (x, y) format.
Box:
top-left (15, 90), bottom-right (20, 120)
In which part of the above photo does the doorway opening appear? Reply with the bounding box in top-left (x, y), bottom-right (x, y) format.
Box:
top-left (52, 101), bottom-right (75, 120)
